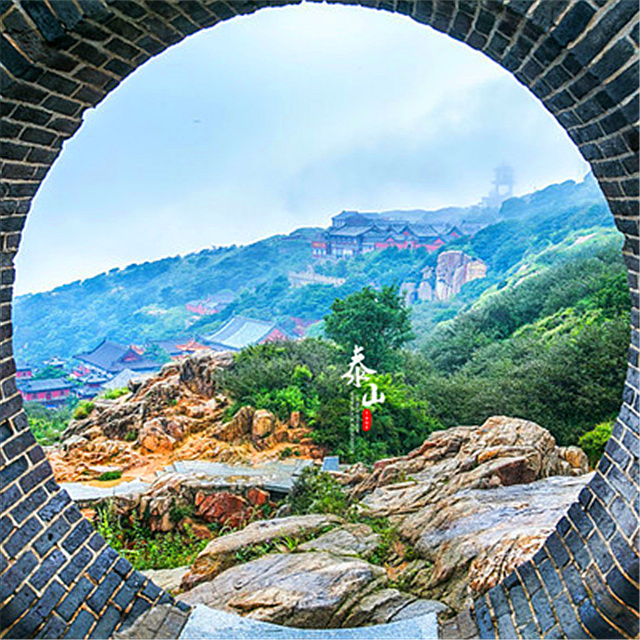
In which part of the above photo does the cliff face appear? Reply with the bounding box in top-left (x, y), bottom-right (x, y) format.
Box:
top-left (401, 250), bottom-right (487, 305)
top-left (49, 351), bottom-right (323, 483)
top-left (434, 251), bottom-right (487, 301)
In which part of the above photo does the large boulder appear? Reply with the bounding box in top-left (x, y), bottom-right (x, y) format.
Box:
top-left (398, 473), bottom-right (592, 610)
top-left (181, 514), bottom-right (343, 591)
top-left (351, 416), bottom-right (588, 518)
top-left (252, 409), bottom-right (275, 440)
top-left (298, 523), bottom-right (380, 558)
top-left (179, 552), bottom-right (386, 628)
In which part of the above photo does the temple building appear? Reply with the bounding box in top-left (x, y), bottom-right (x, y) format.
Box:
top-left (75, 340), bottom-right (161, 376)
top-left (149, 338), bottom-right (210, 360)
top-left (18, 378), bottom-right (73, 407)
top-left (312, 211), bottom-right (462, 259)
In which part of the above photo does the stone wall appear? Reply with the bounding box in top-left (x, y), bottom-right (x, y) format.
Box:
top-left (0, 1), bottom-right (638, 638)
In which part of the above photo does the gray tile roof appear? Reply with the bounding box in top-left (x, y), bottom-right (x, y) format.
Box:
top-left (329, 226), bottom-right (373, 237)
top-left (76, 340), bottom-right (160, 374)
top-left (203, 316), bottom-right (281, 351)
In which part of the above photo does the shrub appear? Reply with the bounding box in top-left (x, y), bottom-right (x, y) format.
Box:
top-left (94, 500), bottom-right (208, 572)
top-left (73, 400), bottom-right (94, 420)
top-left (101, 387), bottom-right (130, 400)
top-left (286, 465), bottom-right (349, 516)
top-left (25, 403), bottom-right (71, 446)
top-left (579, 420), bottom-right (614, 468)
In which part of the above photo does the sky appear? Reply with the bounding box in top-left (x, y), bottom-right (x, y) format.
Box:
top-left (15, 3), bottom-right (590, 296)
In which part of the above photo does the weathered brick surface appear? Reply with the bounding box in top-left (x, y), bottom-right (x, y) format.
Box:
top-left (0, 1), bottom-right (638, 638)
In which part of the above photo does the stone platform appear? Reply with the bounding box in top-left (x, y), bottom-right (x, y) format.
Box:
top-left (115, 604), bottom-right (440, 640)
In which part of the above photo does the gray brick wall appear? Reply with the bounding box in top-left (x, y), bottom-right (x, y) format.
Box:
top-left (0, 1), bottom-right (637, 638)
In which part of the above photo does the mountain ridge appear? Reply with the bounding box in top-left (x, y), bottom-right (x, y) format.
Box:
top-left (13, 175), bottom-right (612, 366)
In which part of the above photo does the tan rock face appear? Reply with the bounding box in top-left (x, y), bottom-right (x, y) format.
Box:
top-left (182, 514), bottom-right (343, 591)
top-left (397, 473), bottom-right (591, 610)
top-left (179, 552), bottom-right (386, 629)
top-left (252, 409), bottom-right (275, 440)
top-left (49, 351), bottom-right (317, 483)
top-left (138, 418), bottom-right (183, 453)
top-left (330, 416), bottom-right (591, 612)
top-left (349, 416), bottom-right (588, 517)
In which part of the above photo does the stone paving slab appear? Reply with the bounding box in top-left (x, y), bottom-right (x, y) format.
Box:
top-left (178, 606), bottom-right (439, 639)
top-left (166, 459), bottom-right (312, 492)
top-left (62, 459), bottom-right (313, 505)
top-left (62, 478), bottom-right (151, 504)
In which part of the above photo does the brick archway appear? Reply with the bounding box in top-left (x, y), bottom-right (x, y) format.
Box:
top-left (0, 2), bottom-right (638, 638)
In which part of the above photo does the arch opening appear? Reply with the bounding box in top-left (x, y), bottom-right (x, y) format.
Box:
top-left (0, 2), bottom-right (638, 639)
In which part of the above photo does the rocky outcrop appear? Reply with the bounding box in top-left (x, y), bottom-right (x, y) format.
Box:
top-left (90, 472), bottom-right (282, 534)
top-left (49, 351), bottom-right (323, 482)
top-left (63, 409), bottom-right (591, 629)
top-left (402, 251), bottom-right (487, 304)
top-left (398, 473), bottom-right (591, 611)
top-left (324, 416), bottom-right (590, 612)
top-left (349, 416), bottom-right (588, 517)
top-left (182, 514), bottom-right (343, 591)
top-left (434, 251), bottom-right (486, 301)
top-left (169, 418), bottom-right (590, 628)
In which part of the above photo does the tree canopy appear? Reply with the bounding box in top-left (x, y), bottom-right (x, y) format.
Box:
top-left (324, 285), bottom-right (414, 370)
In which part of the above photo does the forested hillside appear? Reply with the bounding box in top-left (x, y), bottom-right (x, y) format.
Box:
top-left (13, 174), bottom-right (617, 367)
top-left (217, 233), bottom-right (628, 464)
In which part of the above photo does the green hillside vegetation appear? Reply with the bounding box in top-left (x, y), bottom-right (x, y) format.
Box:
top-left (219, 236), bottom-right (628, 462)
top-left (14, 236), bottom-right (314, 363)
top-left (14, 175), bottom-right (615, 371)
top-left (20, 174), bottom-right (628, 464)
top-left (412, 239), bottom-right (629, 446)
top-left (202, 175), bottom-right (613, 338)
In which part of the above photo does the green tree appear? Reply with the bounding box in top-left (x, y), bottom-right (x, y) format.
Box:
top-left (33, 365), bottom-right (68, 380)
top-left (324, 285), bottom-right (413, 370)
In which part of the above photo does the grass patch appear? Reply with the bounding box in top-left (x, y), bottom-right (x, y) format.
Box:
top-left (101, 387), bottom-right (131, 400)
top-left (73, 400), bottom-right (94, 420)
top-left (95, 501), bottom-right (208, 571)
top-left (96, 470), bottom-right (122, 482)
